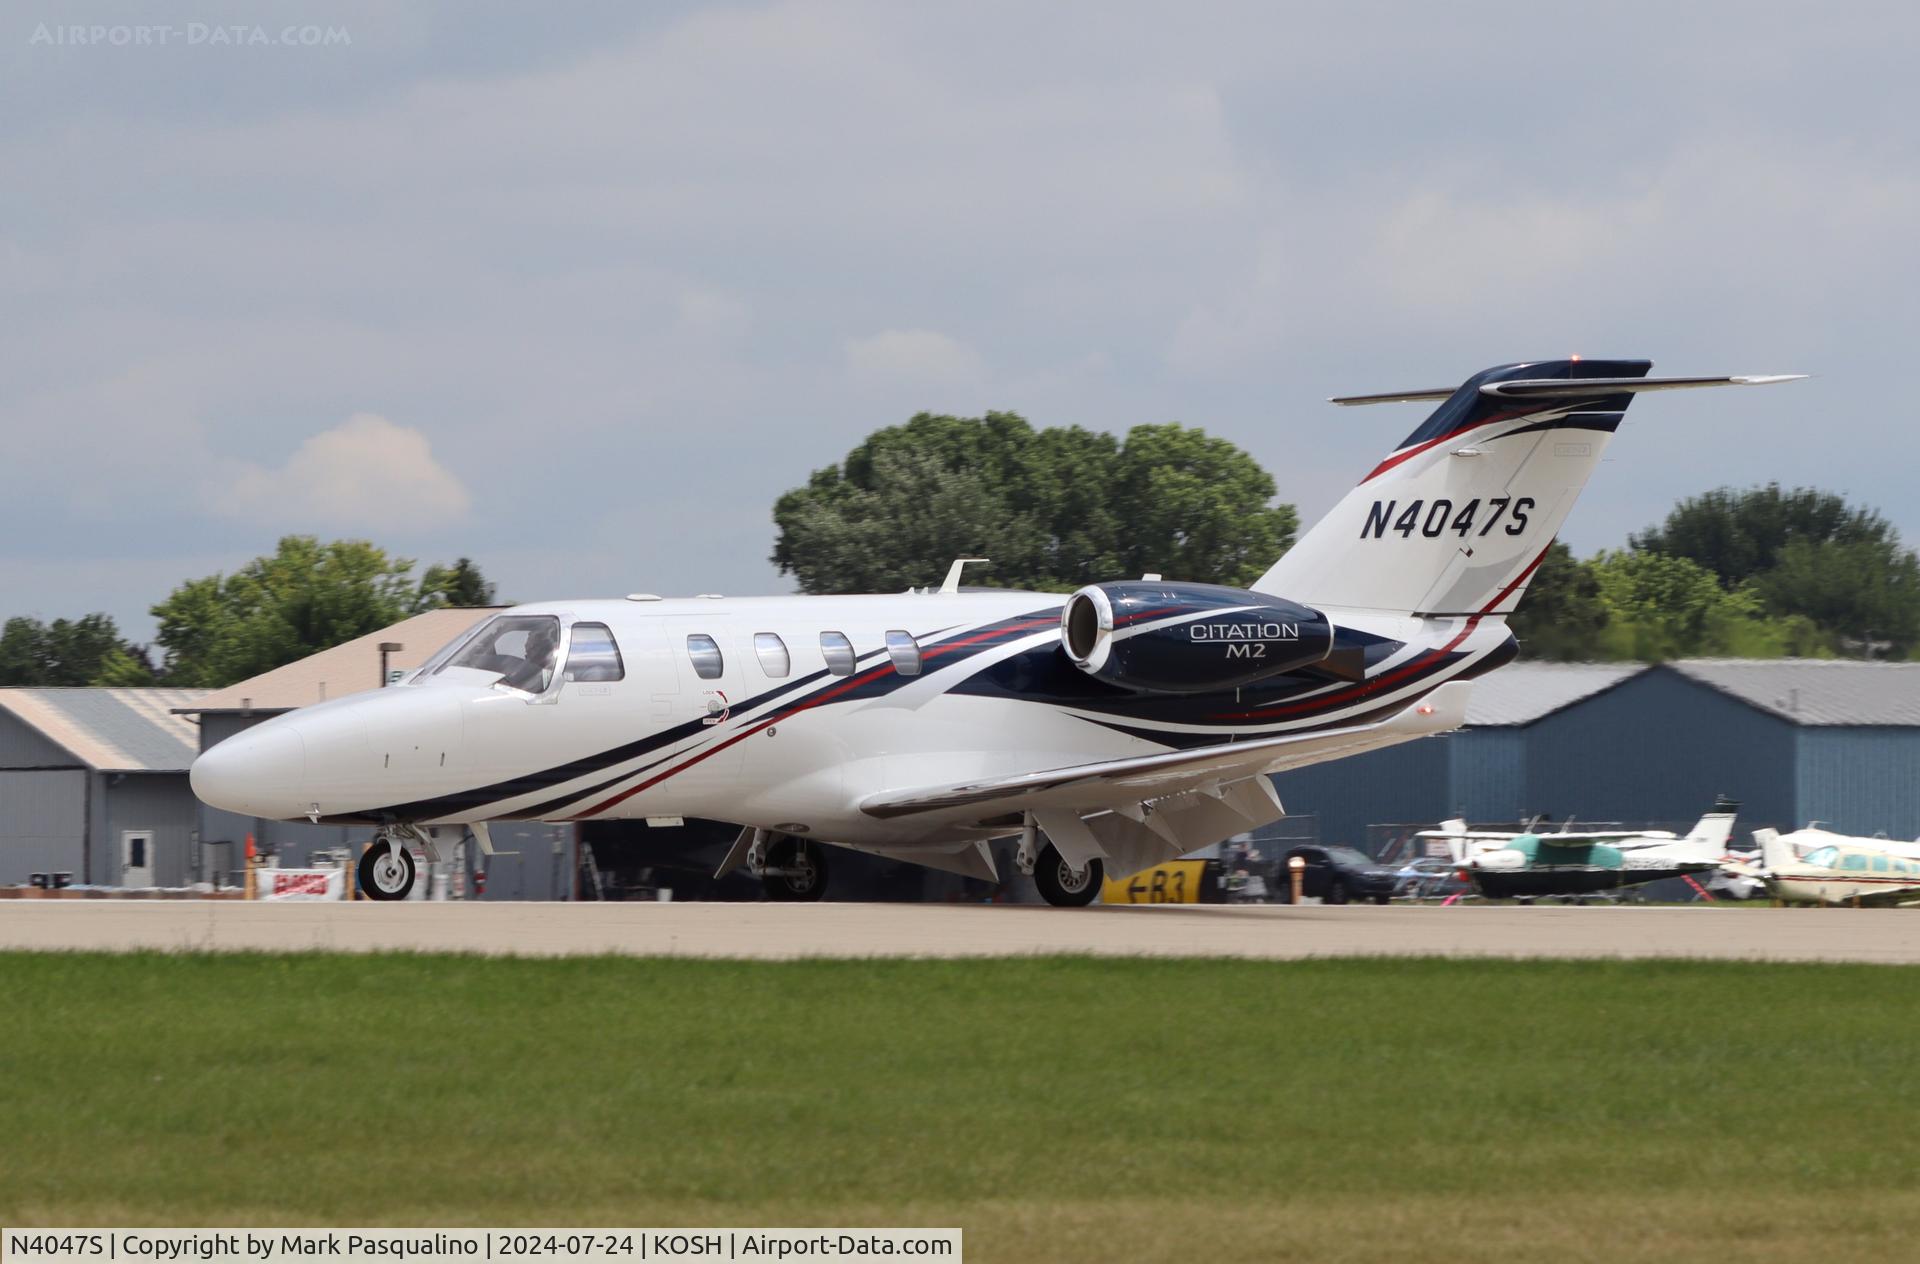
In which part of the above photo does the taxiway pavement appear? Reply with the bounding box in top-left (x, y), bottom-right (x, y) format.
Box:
top-left (2, 901), bottom-right (1919, 962)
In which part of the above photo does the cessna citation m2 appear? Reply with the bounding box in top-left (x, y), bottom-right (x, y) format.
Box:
top-left (191, 359), bottom-right (1801, 904)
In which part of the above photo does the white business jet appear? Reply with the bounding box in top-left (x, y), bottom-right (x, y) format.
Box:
top-left (191, 360), bottom-right (1800, 904)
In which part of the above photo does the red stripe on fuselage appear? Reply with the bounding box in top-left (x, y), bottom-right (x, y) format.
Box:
top-left (922, 618), bottom-right (1056, 659)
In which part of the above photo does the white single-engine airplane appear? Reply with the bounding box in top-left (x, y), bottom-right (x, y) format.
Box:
top-left (192, 359), bottom-right (1801, 904)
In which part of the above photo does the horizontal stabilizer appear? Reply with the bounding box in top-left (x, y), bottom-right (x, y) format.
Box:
top-left (1331, 374), bottom-right (1804, 406)
top-left (1479, 374), bottom-right (1806, 400)
top-left (1329, 387), bottom-right (1458, 406)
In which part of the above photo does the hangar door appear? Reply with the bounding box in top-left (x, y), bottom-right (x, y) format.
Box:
top-left (0, 769), bottom-right (87, 885)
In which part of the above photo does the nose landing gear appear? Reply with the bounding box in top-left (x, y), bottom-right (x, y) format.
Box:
top-left (357, 832), bottom-right (417, 900)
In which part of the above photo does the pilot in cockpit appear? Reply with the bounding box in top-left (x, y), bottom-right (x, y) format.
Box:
top-left (501, 622), bottom-right (559, 693)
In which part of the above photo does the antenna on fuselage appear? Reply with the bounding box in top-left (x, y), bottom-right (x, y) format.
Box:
top-left (939, 557), bottom-right (991, 594)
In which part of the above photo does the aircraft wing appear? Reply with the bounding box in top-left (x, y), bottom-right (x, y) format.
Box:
top-left (860, 681), bottom-right (1470, 822)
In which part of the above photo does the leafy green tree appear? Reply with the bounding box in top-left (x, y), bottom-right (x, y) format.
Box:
top-left (772, 412), bottom-right (1296, 593)
top-left (93, 645), bottom-right (159, 686)
top-left (1589, 551), bottom-right (1787, 661)
top-left (150, 537), bottom-right (491, 687)
top-left (1631, 484), bottom-right (1896, 586)
top-left (0, 614), bottom-right (150, 686)
top-left (1632, 485), bottom-right (1920, 657)
top-left (1751, 538), bottom-right (1920, 656)
top-left (1509, 542), bottom-right (1611, 660)
top-left (420, 557), bottom-right (497, 607)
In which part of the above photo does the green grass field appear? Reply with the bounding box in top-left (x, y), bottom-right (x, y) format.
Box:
top-left (4, 953), bottom-right (1919, 1262)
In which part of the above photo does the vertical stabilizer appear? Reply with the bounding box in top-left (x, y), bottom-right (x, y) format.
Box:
top-left (1255, 360), bottom-right (1649, 615)
top-left (1755, 827), bottom-right (1795, 874)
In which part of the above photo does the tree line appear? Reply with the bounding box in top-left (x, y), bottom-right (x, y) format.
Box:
top-left (0, 539), bottom-right (495, 689)
top-left (1508, 486), bottom-right (1920, 661)
top-left (5, 411), bottom-right (1915, 690)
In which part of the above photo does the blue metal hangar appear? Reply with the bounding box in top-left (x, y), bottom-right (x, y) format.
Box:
top-left (1273, 660), bottom-right (1920, 846)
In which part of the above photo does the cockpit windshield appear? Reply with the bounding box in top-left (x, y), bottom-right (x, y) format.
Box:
top-left (436, 614), bottom-right (562, 694)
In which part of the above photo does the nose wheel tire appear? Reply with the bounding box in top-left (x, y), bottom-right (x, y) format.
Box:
top-left (357, 839), bottom-right (416, 901)
top-left (1035, 843), bottom-right (1102, 907)
top-left (762, 836), bottom-right (829, 902)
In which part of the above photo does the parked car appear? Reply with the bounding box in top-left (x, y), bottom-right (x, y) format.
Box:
top-left (1274, 845), bottom-right (1399, 905)
top-left (1392, 856), bottom-right (1472, 901)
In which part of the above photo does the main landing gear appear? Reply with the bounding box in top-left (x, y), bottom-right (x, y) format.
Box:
top-left (761, 835), bottom-right (830, 902)
top-left (1033, 843), bottom-right (1103, 907)
top-left (1015, 816), bottom-right (1102, 907)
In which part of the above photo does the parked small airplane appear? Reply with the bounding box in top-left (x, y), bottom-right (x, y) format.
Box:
top-left (1750, 827), bottom-right (1920, 906)
top-left (1422, 799), bottom-right (1741, 900)
top-left (191, 360), bottom-right (1798, 903)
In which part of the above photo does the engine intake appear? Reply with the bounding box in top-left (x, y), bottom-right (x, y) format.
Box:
top-left (1060, 581), bottom-right (1343, 694)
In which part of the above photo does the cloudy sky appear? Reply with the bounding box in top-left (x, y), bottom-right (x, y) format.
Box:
top-left (5, 2), bottom-right (1916, 643)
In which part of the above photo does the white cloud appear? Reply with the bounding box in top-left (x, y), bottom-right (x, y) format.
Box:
top-left (6, 2), bottom-right (1920, 630)
top-left (218, 413), bottom-right (472, 529)
top-left (845, 328), bottom-right (985, 391)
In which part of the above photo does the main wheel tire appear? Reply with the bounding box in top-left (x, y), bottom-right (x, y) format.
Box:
top-left (1373, 893), bottom-right (1391, 906)
top-left (357, 840), bottom-right (416, 901)
top-left (1034, 843), bottom-right (1102, 907)
top-left (1326, 879), bottom-right (1350, 905)
top-left (762, 836), bottom-right (829, 902)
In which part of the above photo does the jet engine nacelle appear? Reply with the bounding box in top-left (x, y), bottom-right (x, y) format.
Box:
top-left (1059, 581), bottom-right (1340, 694)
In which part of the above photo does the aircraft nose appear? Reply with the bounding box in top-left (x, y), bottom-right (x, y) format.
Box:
top-left (191, 725), bottom-right (307, 818)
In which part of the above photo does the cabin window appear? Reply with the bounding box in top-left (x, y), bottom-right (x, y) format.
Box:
top-left (686, 633), bottom-right (725, 680)
top-left (1871, 855), bottom-right (1890, 873)
top-left (1840, 853), bottom-right (1868, 871)
top-left (886, 629), bottom-right (922, 677)
top-left (754, 633), bottom-right (791, 678)
top-left (820, 631), bottom-right (856, 677)
top-left (438, 614), bottom-right (561, 694)
top-left (563, 622), bottom-right (625, 682)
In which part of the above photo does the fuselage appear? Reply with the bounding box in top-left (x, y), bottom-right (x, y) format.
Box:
top-left (190, 589), bottom-right (1516, 847)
